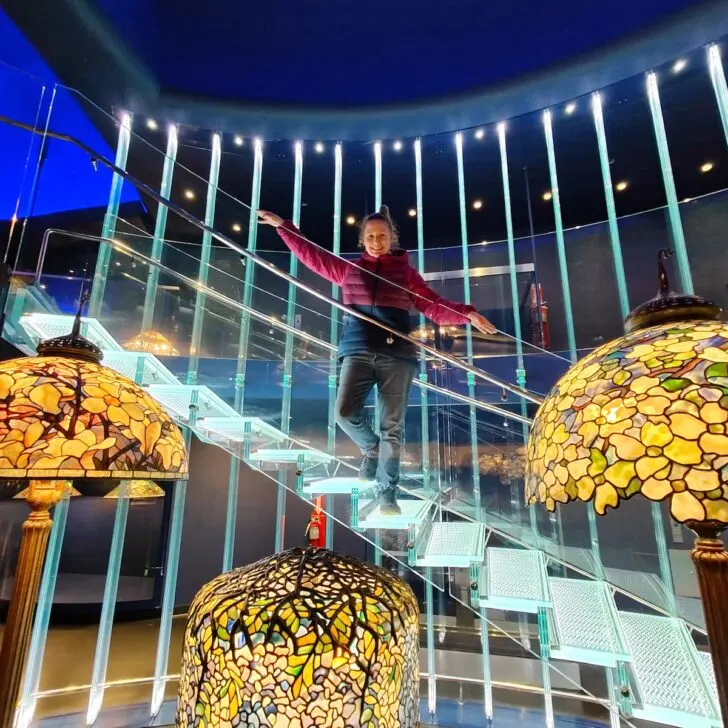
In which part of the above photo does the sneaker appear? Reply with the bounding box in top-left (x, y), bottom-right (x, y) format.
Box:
top-left (358, 453), bottom-right (378, 481)
top-left (376, 486), bottom-right (401, 516)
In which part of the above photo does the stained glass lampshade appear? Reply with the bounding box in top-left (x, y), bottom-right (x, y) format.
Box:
top-left (177, 548), bottom-right (420, 728)
top-left (525, 250), bottom-right (728, 723)
top-left (123, 330), bottom-right (180, 357)
top-left (525, 260), bottom-right (726, 524)
top-left (0, 297), bottom-right (188, 726)
top-left (104, 479), bottom-right (165, 499)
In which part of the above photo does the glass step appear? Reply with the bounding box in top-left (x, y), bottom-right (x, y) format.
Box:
top-left (618, 611), bottom-right (720, 728)
top-left (302, 477), bottom-right (375, 495)
top-left (548, 578), bottom-right (631, 667)
top-left (478, 547), bottom-right (549, 613)
top-left (355, 498), bottom-right (433, 530)
top-left (98, 351), bottom-right (180, 386)
top-left (415, 522), bottom-right (486, 568)
top-left (195, 416), bottom-right (288, 448)
top-left (146, 384), bottom-right (239, 422)
top-left (20, 313), bottom-right (123, 352)
top-left (696, 650), bottom-right (720, 715)
top-left (248, 448), bottom-right (333, 466)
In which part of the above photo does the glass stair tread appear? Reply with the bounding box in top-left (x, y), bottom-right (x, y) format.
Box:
top-left (604, 567), bottom-right (672, 613)
top-left (356, 499), bottom-right (432, 530)
top-left (146, 384), bottom-right (239, 421)
top-left (249, 448), bottom-right (333, 465)
top-left (415, 522), bottom-right (486, 568)
top-left (99, 351), bottom-right (180, 386)
top-left (20, 313), bottom-right (123, 352)
top-left (479, 548), bottom-right (549, 613)
top-left (618, 611), bottom-right (720, 727)
top-left (696, 650), bottom-right (720, 713)
top-left (302, 477), bottom-right (375, 495)
top-left (196, 416), bottom-right (288, 446)
top-left (548, 578), bottom-right (630, 667)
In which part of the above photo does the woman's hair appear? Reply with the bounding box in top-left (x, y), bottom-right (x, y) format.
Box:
top-left (358, 205), bottom-right (400, 249)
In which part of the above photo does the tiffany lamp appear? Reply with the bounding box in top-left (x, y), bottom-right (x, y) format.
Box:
top-left (526, 251), bottom-right (728, 721)
top-left (177, 547), bottom-right (420, 728)
top-left (104, 479), bottom-right (165, 499)
top-left (124, 330), bottom-right (180, 356)
top-left (0, 300), bottom-right (188, 726)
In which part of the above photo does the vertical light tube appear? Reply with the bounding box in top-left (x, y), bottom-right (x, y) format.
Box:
top-left (187, 132), bottom-right (222, 384)
top-left (326, 143), bottom-right (343, 550)
top-left (425, 568), bottom-right (436, 713)
top-left (543, 110), bottom-right (577, 362)
top-left (592, 94), bottom-right (630, 319)
top-left (374, 141), bottom-right (382, 209)
top-left (87, 483), bottom-right (131, 724)
top-left (89, 112), bottom-right (132, 318)
top-left (646, 72), bottom-right (694, 294)
top-left (537, 606), bottom-right (555, 728)
top-left (222, 138), bottom-right (263, 570)
top-left (16, 494), bottom-right (71, 728)
top-left (479, 607), bottom-right (493, 719)
top-left (709, 44), bottom-right (728, 149)
top-left (150, 399), bottom-right (198, 716)
top-left (373, 140), bottom-right (383, 561)
top-left (141, 124), bottom-right (179, 334)
top-left (455, 133), bottom-right (481, 515)
top-left (275, 141), bottom-right (304, 553)
top-left (414, 139), bottom-right (431, 494)
top-left (498, 123), bottom-right (530, 507)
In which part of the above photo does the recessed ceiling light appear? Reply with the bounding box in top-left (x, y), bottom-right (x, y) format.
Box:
top-left (565, 102), bottom-right (577, 115)
top-left (701, 161), bottom-right (714, 173)
top-left (474, 128), bottom-right (485, 140)
top-left (184, 189), bottom-right (195, 200)
top-left (615, 180), bottom-right (629, 192)
top-left (314, 142), bottom-right (325, 153)
top-left (408, 208), bottom-right (417, 217)
top-left (232, 223), bottom-right (242, 232)
top-left (234, 135), bottom-right (244, 146)
top-left (672, 59), bottom-right (687, 74)
top-left (346, 215), bottom-right (356, 225)
top-left (472, 199), bottom-right (483, 210)
top-left (543, 191), bottom-right (553, 201)
top-left (146, 119), bottom-right (158, 131)
top-left (393, 141), bottom-right (403, 151)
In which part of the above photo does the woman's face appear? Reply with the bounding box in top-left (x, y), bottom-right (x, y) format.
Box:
top-left (361, 219), bottom-right (393, 257)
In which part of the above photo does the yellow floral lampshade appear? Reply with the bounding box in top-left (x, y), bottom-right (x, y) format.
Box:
top-left (104, 479), bottom-right (165, 499)
top-left (526, 253), bottom-right (727, 525)
top-left (177, 548), bottom-right (420, 728)
top-left (123, 331), bottom-right (179, 357)
top-left (0, 356), bottom-right (187, 480)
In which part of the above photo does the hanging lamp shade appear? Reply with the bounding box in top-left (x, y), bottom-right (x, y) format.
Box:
top-left (14, 482), bottom-right (80, 498)
top-left (104, 479), bottom-right (165, 499)
top-left (525, 250), bottom-right (727, 524)
top-left (123, 330), bottom-right (180, 357)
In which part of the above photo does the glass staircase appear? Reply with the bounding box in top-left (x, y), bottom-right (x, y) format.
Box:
top-left (0, 80), bottom-right (722, 726)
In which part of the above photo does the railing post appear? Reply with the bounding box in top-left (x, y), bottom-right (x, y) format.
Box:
top-left (187, 132), bottom-right (222, 384)
top-left (89, 112), bottom-right (132, 318)
top-left (455, 133), bottom-right (482, 516)
top-left (141, 124), bottom-right (179, 335)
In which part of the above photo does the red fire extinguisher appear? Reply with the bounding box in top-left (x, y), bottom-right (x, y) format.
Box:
top-left (306, 496), bottom-right (327, 548)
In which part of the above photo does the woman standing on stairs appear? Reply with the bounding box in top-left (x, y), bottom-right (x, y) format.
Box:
top-left (258, 206), bottom-right (496, 515)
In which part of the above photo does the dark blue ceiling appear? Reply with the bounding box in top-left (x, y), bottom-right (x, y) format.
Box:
top-left (93, 0), bottom-right (697, 105)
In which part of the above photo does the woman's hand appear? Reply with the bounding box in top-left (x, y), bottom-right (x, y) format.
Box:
top-left (257, 210), bottom-right (284, 228)
top-left (468, 312), bottom-right (497, 335)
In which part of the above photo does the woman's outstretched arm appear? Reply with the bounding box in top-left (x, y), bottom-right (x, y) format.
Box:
top-left (407, 268), bottom-right (497, 334)
top-left (258, 210), bottom-right (349, 286)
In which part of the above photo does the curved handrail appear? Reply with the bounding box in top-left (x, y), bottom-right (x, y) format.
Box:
top-left (35, 228), bottom-right (532, 426)
top-left (1, 113), bottom-right (543, 406)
